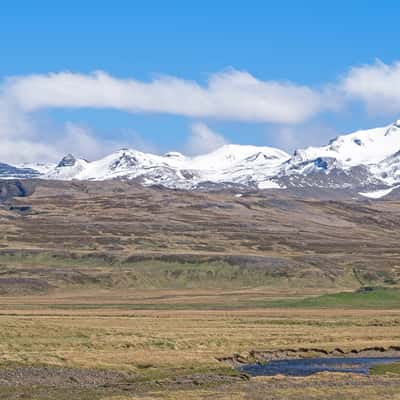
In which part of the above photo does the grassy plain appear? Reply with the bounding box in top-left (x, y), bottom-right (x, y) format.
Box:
top-left (0, 275), bottom-right (399, 398)
top-left (0, 182), bottom-right (399, 398)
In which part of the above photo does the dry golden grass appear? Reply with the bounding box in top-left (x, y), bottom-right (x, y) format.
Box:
top-left (0, 288), bottom-right (399, 396)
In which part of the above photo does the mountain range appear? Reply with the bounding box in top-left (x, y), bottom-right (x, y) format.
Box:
top-left (5, 120), bottom-right (400, 198)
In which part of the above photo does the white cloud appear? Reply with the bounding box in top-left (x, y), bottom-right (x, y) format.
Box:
top-left (59, 124), bottom-right (157, 161)
top-left (0, 99), bottom-right (34, 139)
top-left (4, 69), bottom-right (332, 124)
top-left (0, 138), bottom-right (57, 165)
top-left (0, 122), bottom-right (157, 165)
top-left (0, 122), bottom-right (101, 165)
top-left (60, 123), bottom-right (120, 161)
top-left (272, 123), bottom-right (338, 153)
top-left (0, 68), bottom-right (334, 164)
top-left (0, 99), bottom-right (57, 164)
top-left (341, 60), bottom-right (400, 114)
top-left (3, 61), bottom-right (400, 165)
top-left (118, 128), bottom-right (159, 154)
top-left (185, 123), bottom-right (228, 155)
top-left (0, 100), bottom-right (143, 164)
top-left (0, 78), bottom-right (161, 164)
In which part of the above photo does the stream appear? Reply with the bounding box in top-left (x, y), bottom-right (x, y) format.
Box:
top-left (240, 357), bottom-right (400, 377)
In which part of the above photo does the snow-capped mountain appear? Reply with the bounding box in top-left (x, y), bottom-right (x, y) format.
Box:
top-left (370, 150), bottom-right (400, 186)
top-left (291, 120), bottom-right (400, 168)
top-left (18, 162), bottom-right (56, 175)
top-left (4, 120), bottom-right (400, 198)
top-left (271, 121), bottom-right (400, 194)
top-left (46, 154), bottom-right (89, 180)
top-left (42, 145), bottom-right (290, 189)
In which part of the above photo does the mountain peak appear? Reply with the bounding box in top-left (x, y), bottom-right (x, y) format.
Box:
top-left (57, 154), bottom-right (77, 168)
top-left (110, 150), bottom-right (139, 170)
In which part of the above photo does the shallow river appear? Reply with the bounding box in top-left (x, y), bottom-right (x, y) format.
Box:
top-left (240, 357), bottom-right (400, 377)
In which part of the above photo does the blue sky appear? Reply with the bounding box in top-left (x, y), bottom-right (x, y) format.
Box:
top-left (1, 1), bottom-right (400, 163)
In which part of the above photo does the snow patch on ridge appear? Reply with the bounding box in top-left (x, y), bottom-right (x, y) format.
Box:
top-left (258, 180), bottom-right (283, 189)
top-left (359, 186), bottom-right (400, 199)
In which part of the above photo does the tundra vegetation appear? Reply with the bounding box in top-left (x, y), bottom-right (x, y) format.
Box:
top-left (0, 181), bottom-right (399, 398)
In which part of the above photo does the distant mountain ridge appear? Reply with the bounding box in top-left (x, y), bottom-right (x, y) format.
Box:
top-left (3, 120), bottom-right (400, 198)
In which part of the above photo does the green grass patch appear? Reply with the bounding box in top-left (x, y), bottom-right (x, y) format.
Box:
top-left (270, 287), bottom-right (400, 309)
top-left (371, 362), bottom-right (400, 375)
top-left (0, 250), bottom-right (362, 291)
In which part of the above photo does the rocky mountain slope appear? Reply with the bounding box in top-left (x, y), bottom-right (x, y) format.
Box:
top-left (2, 179), bottom-right (400, 289)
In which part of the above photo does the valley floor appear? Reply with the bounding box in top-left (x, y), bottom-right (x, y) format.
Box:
top-left (0, 286), bottom-right (399, 399)
top-left (0, 183), bottom-right (400, 398)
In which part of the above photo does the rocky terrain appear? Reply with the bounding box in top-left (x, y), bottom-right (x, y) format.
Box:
top-left (0, 179), bottom-right (399, 292)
